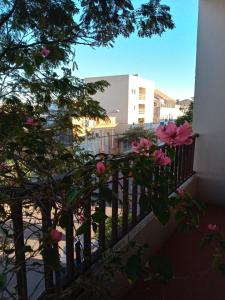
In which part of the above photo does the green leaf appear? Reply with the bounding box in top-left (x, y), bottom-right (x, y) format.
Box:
top-left (92, 209), bottom-right (108, 224)
top-left (152, 198), bottom-right (170, 225)
top-left (92, 222), bottom-right (98, 233)
top-left (66, 186), bottom-right (80, 204)
top-left (139, 193), bottom-right (149, 215)
top-left (219, 264), bottom-right (225, 276)
top-left (220, 240), bottom-right (225, 250)
top-left (76, 222), bottom-right (89, 236)
top-left (125, 254), bottom-right (142, 282)
top-left (59, 210), bottom-right (69, 228)
top-left (100, 186), bottom-right (114, 204)
top-left (148, 255), bottom-right (173, 283)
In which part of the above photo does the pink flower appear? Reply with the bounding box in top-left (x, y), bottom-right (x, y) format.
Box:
top-left (176, 187), bottom-right (185, 198)
top-left (50, 229), bottom-right (62, 242)
top-left (156, 122), bottom-right (193, 146)
top-left (40, 47), bottom-right (50, 58)
top-left (131, 141), bottom-right (140, 153)
top-left (175, 121), bottom-right (193, 146)
top-left (208, 224), bottom-right (218, 232)
top-left (156, 122), bottom-right (177, 145)
top-left (25, 118), bottom-right (37, 127)
top-left (96, 161), bottom-right (106, 175)
top-left (152, 149), bottom-right (171, 166)
top-left (139, 138), bottom-right (153, 149)
top-left (131, 138), bottom-right (153, 154)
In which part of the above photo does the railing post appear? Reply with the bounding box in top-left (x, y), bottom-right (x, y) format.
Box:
top-left (111, 171), bottom-right (119, 243)
top-left (83, 195), bottom-right (91, 269)
top-left (41, 200), bottom-right (54, 294)
top-left (122, 163), bottom-right (129, 234)
top-left (99, 187), bottom-right (106, 251)
top-left (10, 199), bottom-right (28, 300)
top-left (131, 180), bottom-right (138, 226)
top-left (66, 210), bottom-right (75, 283)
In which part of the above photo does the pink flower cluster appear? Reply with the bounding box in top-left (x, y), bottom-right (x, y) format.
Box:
top-left (156, 121), bottom-right (193, 146)
top-left (50, 229), bottom-right (62, 242)
top-left (131, 138), bottom-right (153, 154)
top-left (96, 161), bottom-right (106, 175)
top-left (152, 149), bottom-right (171, 166)
top-left (25, 118), bottom-right (38, 127)
top-left (208, 224), bottom-right (218, 232)
top-left (40, 47), bottom-right (50, 58)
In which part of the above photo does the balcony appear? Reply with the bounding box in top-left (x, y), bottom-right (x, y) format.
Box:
top-left (0, 138), bottom-right (197, 300)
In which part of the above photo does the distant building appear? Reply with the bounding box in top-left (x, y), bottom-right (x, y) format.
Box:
top-left (154, 89), bottom-right (183, 124)
top-left (85, 74), bottom-right (155, 132)
top-left (72, 117), bottom-right (118, 154)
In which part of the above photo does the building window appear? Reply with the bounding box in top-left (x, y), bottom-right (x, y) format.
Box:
top-left (138, 118), bottom-right (145, 125)
top-left (131, 89), bottom-right (136, 94)
top-left (138, 104), bottom-right (145, 114)
top-left (139, 87), bottom-right (146, 100)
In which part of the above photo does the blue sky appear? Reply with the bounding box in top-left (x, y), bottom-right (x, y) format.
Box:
top-left (76, 0), bottom-right (198, 100)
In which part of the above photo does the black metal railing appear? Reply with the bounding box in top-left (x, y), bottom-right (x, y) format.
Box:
top-left (0, 135), bottom-right (197, 300)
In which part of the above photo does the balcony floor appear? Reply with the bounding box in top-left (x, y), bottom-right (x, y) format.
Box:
top-left (125, 205), bottom-right (225, 300)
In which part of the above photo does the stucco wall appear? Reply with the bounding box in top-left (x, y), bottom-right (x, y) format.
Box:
top-left (194, 0), bottom-right (225, 204)
top-left (85, 75), bottom-right (155, 133)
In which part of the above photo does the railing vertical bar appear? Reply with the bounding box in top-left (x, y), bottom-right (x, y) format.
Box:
top-left (111, 171), bottom-right (119, 243)
top-left (122, 163), bottom-right (129, 235)
top-left (41, 201), bottom-right (54, 294)
top-left (132, 180), bottom-right (138, 226)
top-left (99, 187), bottom-right (106, 251)
top-left (177, 145), bottom-right (183, 186)
top-left (10, 199), bottom-right (28, 300)
top-left (75, 241), bottom-right (82, 267)
top-left (66, 211), bottom-right (75, 282)
top-left (83, 195), bottom-right (91, 268)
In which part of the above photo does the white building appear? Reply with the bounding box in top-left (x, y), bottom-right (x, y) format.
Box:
top-left (85, 74), bottom-right (155, 133)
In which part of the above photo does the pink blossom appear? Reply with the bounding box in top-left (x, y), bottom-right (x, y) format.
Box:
top-left (25, 118), bottom-right (37, 127)
top-left (131, 141), bottom-right (140, 153)
top-left (156, 121), bottom-right (193, 146)
top-left (152, 149), bottom-right (171, 166)
top-left (139, 138), bottom-right (153, 149)
top-left (175, 121), bottom-right (193, 146)
top-left (176, 187), bottom-right (185, 198)
top-left (156, 122), bottom-right (177, 145)
top-left (131, 138), bottom-right (153, 154)
top-left (40, 47), bottom-right (50, 58)
top-left (50, 229), bottom-right (62, 242)
top-left (208, 224), bottom-right (218, 232)
top-left (96, 161), bottom-right (106, 175)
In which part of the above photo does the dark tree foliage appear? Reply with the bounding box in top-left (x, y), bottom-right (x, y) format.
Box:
top-left (176, 102), bottom-right (193, 126)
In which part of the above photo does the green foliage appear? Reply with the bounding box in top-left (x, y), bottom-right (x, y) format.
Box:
top-left (119, 126), bottom-right (156, 144)
top-left (176, 102), bottom-right (193, 126)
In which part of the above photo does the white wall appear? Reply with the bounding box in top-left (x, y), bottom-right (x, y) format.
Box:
top-left (85, 75), bottom-right (129, 132)
top-left (160, 105), bottom-right (183, 121)
top-left (128, 75), bottom-right (155, 126)
top-left (85, 75), bottom-right (155, 132)
top-left (194, 0), bottom-right (225, 205)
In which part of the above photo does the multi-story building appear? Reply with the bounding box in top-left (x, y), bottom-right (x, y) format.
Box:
top-left (72, 116), bottom-right (118, 154)
top-left (154, 89), bottom-right (184, 124)
top-left (85, 74), bottom-right (155, 132)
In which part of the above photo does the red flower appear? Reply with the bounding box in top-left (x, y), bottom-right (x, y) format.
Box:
top-left (50, 229), bottom-right (62, 242)
top-left (96, 161), bottom-right (106, 175)
top-left (40, 47), bottom-right (50, 58)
